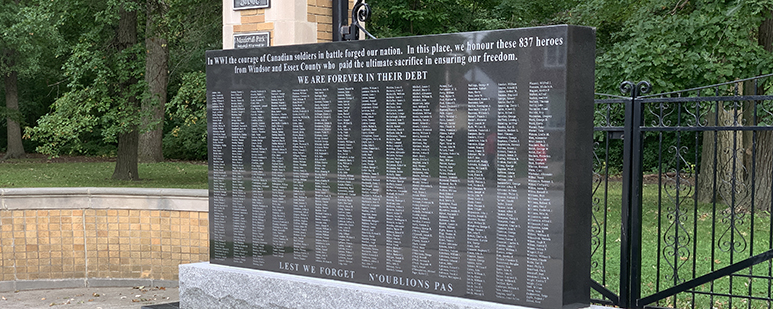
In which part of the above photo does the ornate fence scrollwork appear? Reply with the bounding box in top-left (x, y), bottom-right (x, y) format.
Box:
top-left (342, 0), bottom-right (376, 40)
top-left (592, 74), bottom-right (773, 308)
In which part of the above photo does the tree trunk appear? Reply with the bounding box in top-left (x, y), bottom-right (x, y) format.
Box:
top-left (750, 9), bottom-right (773, 211)
top-left (3, 0), bottom-right (25, 160)
top-left (112, 3), bottom-right (141, 180)
top-left (113, 129), bottom-right (140, 180)
top-left (751, 131), bottom-right (773, 211)
top-left (697, 3), bottom-right (772, 210)
top-left (139, 0), bottom-right (168, 163)
top-left (697, 107), bottom-right (746, 206)
top-left (760, 9), bottom-right (773, 52)
top-left (3, 57), bottom-right (25, 160)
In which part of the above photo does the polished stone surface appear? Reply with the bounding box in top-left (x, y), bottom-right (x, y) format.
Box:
top-left (206, 25), bottom-right (594, 308)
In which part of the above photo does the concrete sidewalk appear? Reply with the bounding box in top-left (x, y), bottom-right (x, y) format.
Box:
top-left (0, 286), bottom-right (179, 309)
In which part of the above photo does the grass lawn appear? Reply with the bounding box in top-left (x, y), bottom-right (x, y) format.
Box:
top-left (593, 181), bottom-right (773, 308)
top-left (4, 154), bottom-right (772, 307)
top-left (0, 155), bottom-right (207, 189)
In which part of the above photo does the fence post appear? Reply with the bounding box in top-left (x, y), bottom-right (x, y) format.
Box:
top-left (619, 81), bottom-right (650, 308)
top-left (332, 0), bottom-right (349, 42)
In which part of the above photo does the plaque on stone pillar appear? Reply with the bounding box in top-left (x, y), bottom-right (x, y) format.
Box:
top-left (234, 32), bottom-right (270, 49)
top-left (234, 0), bottom-right (269, 10)
top-left (207, 25), bottom-right (595, 308)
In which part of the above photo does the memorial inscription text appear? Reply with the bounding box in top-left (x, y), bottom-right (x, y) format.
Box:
top-left (207, 26), bottom-right (592, 308)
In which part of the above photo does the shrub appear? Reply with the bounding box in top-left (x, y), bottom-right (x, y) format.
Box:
top-left (163, 72), bottom-right (207, 160)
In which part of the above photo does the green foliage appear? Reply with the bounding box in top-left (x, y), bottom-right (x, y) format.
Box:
top-left (163, 71), bottom-right (207, 160)
top-left (368, 0), bottom-right (507, 37)
top-left (578, 0), bottom-right (773, 176)
top-left (1, 0), bottom-right (67, 155)
top-left (158, 0), bottom-right (220, 160)
top-left (0, 69), bottom-right (62, 154)
top-left (27, 43), bottom-right (147, 155)
top-left (0, 0), bottom-right (63, 76)
top-left (165, 0), bottom-right (222, 95)
top-left (569, 0), bottom-right (773, 93)
top-left (26, 0), bottom-right (148, 157)
top-left (368, 0), bottom-right (582, 37)
top-left (495, 0), bottom-right (580, 27)
top-left (368, 0), bottom-right (773, 92)
top-left (163, 120), bottom-right (206, 160)
top-left (8, 0), bottom-right (220, 159)
top-left (7, 0), bottom-right (772, 168)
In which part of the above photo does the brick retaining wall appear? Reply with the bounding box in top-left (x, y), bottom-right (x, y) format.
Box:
top-left (0, 188), bottom-right (209, 288)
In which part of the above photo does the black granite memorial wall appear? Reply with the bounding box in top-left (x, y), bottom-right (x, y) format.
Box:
top-left (207, 25), bottom-right (594, 308)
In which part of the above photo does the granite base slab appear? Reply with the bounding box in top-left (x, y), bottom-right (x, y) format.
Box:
top-left (179, 262), bottom-right (564, 309)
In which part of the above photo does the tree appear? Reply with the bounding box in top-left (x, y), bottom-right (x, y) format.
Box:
top-left (569, 0), bottom-right (773, 210)
top-left (112, 1), bottom-right (142, 180)
top-left (1, 0), bottom-right (59, 160)
top-left (569, 0), bottom-right (772, 93)
top-left (25, 0), bottom-right (221, 171)
top-left (28, 0), bottom-right (146, 180)
top-left (161, 0), bottom-right (220, 160)
top-left (2, 53), bottom-right (23, 160)
top-left (694, 3), bottom-right (773, 211)
top-left (163, 71), bottom-right (207, 160)
top-left (748, 7), bottom-right (773, 211)
top-left (1, 1), bottom-right (24, 160)
top-left (139, 0), bottom-right (222, 162)
top-left (139, 0), bottom-right (169, 163)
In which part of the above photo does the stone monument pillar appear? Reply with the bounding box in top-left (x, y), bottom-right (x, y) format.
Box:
top-left (223, 0), bottom-right (355, 48)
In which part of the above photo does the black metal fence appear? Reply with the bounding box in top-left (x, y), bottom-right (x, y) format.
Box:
top-left (591, 74), bottom-right (773, 308)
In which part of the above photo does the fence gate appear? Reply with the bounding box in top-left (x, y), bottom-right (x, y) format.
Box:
top-left (591, 74), bottom-right (773, 308)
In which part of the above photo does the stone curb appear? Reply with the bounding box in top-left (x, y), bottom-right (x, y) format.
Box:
top-left (0, 278), bottom-right (179, 292)
top-left (0, 187), bottom-right (208, 212)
